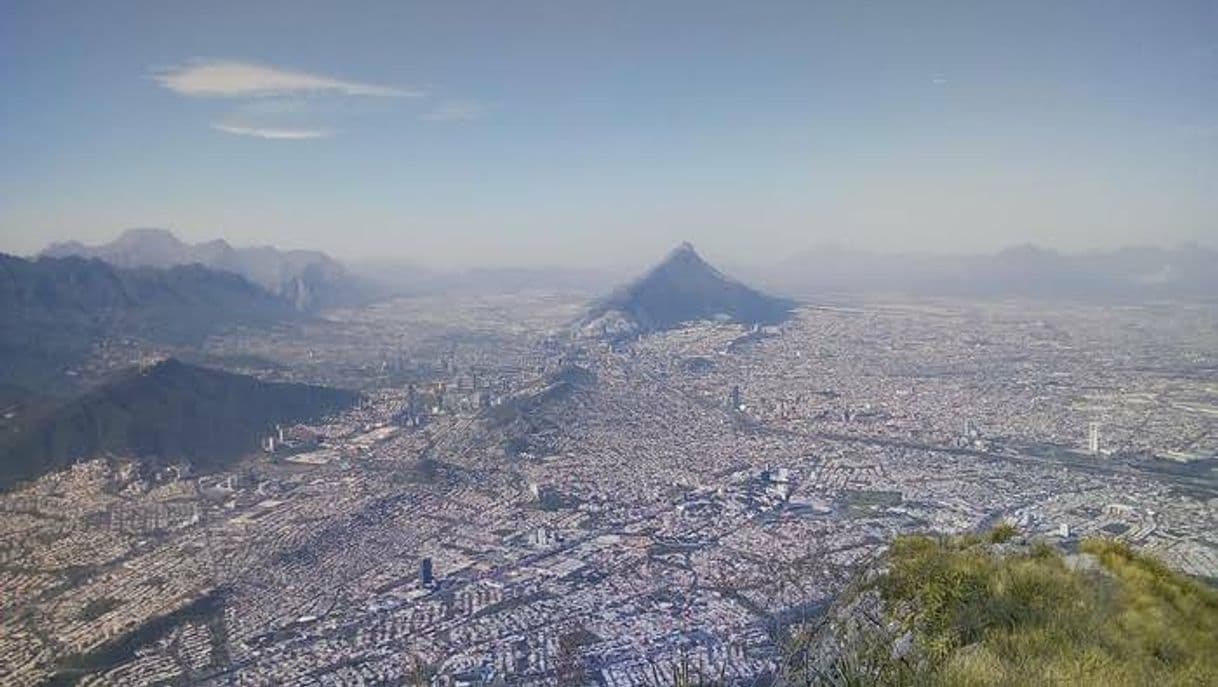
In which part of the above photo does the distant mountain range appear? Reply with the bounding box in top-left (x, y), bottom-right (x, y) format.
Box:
top-left (0, 252), bottom-right (297, 393)
top-left (580, 242), bottom-right (794, 337)
top-left (1, 252), bottom-right (288, 314)
top-left (38, 229), bottom-right (1214, 304)
top-left (758, 243), bottom-right (1218, 301)
top-left (0, 358), bottom-right (358, 491)
top-left (42, 228), bottom-right (369, 311)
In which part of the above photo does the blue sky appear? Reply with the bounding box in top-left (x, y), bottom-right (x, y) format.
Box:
top-left (1, 1), bottom-right (1215, 267)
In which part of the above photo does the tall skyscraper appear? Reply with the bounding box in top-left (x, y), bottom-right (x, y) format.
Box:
top-left (421, 557), bottom-right (434, 586)
top-left (1088, 422), bottom-right (1100, 455)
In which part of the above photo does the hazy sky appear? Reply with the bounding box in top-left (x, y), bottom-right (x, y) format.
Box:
top-left (1, 1), bottom-right (1215, 267)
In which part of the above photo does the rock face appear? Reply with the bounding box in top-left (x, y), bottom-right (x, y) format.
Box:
top-left (580, 242), bottom-right (793, 337)
top-left (0, 358), bottom-right (359, 490)
top-left (0, 252), bottom-right (296, 392)
top-left (42, 228), bottom-right (362, 311)
top-left (0, 252), bottom-right (285, 314)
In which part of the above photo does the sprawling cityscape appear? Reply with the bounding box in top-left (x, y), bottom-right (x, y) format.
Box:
top-left (2, 282), bottom-right (1215, 685)
top-left (3, 2), bottom-right (1216, 684)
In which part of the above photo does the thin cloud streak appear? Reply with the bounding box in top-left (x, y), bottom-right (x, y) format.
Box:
top-left (154, 59), bottom-right (423, 98)
top-left (211, 123), bottom-right (334, 140)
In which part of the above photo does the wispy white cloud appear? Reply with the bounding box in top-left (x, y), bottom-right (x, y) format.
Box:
top-left (211, 122), bottom-right (334, 140)
top-left (420, 100), bottom-right (485, 122)
top-left (154, 59), bottom-right (423, 98)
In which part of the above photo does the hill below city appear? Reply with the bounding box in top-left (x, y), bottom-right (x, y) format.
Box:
top-left (580, 242), bottom-right (793, 337)
top-left (784, 527), bottom-right (1218, 685)
top-left (0, 358), bottom-right (359, 490)
top-left (42, 228), bottom-right (370, 311)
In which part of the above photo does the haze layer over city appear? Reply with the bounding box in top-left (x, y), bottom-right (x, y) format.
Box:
top-left (1, 2), bottom-right (1216, 686)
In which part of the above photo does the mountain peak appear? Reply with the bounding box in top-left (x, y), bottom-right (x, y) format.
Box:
top-left (670, 241), bottom-right (697, 256)
top-left (580, 244), bottom-right (793, 337)
top-left (115, 227), bottom-right (182, 244)
top-left (660, 240), bottom-right (705, 262)
top-left (651, 242), bottom-right (722, 277)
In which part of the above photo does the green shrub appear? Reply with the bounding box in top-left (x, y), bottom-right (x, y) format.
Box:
top-left (794, 527), bottom-right (1218, 686)
top-left (987, 522), bottom-right (1018, 544)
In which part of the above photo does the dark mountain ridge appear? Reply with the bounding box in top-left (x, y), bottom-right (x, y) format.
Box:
top-left (0, 253), bottom-right (296, 393)
top-left (0, 358), bottom-right (359, 491)
top-left (42, 228), bottom-right (368, 311)
top-left (1, 252), bottom-right (286, 313)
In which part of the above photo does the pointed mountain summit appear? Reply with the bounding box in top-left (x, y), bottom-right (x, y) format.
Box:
top-left (580, 242), bottom-right (793, 337)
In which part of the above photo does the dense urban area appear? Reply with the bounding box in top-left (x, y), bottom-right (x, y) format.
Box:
top-left (2, 288), bottom-right (1215, 686)
top-left (6, 2), bottom-right (1216, 683)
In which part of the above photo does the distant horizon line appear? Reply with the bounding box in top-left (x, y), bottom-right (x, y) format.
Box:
top-left (14, 226), bottom-right (1217, 272)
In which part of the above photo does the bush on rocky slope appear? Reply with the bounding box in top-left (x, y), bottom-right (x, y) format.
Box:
top-left (779, 528), bottom-right (1218, 686)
